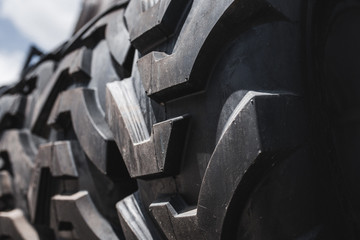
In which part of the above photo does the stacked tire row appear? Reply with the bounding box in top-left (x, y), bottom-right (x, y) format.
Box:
top-left (0, 0), bottom-right (358, 239)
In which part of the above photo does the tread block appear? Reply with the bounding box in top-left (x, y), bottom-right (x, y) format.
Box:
top-left (197, 92), bottom-right (306, 238)
top-left (24, 60), bottom-right (55, 94)
top-left (125, 0), bottom-right (192, 54)
top-left (88, 40), bottom-right (120, 111)
top-left (105, 9), bottom-right (131, 67)
top-left (79, 19), bottom-right (107, 46)
top-left (48, 88), bottom-right (118, 175)
top-left (50, 191), bottom-right (118, 240)
top-left (0, 94), bottom-right (26, 129)
top-left (0, 171), bottom-right (14, 211)
top-left (149, 92), bottom-right (306, 239)
top-left (31, 50), bottom-right (79, 136)
top-left (63, 0), bottom-right (129, 54)
top-left (0, 171), bottom-right (13, 198)
top-left (23, 60), bottom-right (55, 128)
top-left (136, 0), bottom-right (280, 102)
top-left (79, 9), bottom-right (110, 42)
top-left (72, 0), bottom-right (120, 35)
top-left (27, 141), bottom-right (79, 222)
top-left (116, 194), bottom-right (154, 240)
top-left (69, 46), bottom-right (92, 82)
top-left (0, 130), bottom-right (39, 215)
top-left (0, 209), bottom-right (39, 240)
top-left (149, 196), bottom-right (202, 240)
top-left (106, 79), bottom-right (190, 178)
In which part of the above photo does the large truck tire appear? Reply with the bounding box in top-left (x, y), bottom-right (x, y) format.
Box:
top-left (0, 0), bottom-right (359, 239)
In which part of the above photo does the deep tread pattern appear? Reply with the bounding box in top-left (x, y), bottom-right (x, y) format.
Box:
top-left (116, 193), bottom-right (161, 240)
top-left (62, 0), bottom-right (130, 56)
top-left (48, 88), bottom-right (118, 175)
top-left (125, 0), bottom-right (192, 54)
top-left (73, 0), bottom-right (120, 34)
top-left (150, 196), bottom-right (199, 240)
top-left (0, 130), bottom-right (40, 216)
top-left (80, 16), bottom-right (108, 44)
top-left (106, 79), bottom-right (190, 178)
top-left (0, 171), bottom-right (13, 197)
top-left (0, 171), bottom-right (13, 210)
top-left (23, 60), bottom-right (55, 129)
top-left (0, 209), bottom-right (39, 240)
top-left (149, 92), bottom-right (307, 239)
top-left (68, 47), bottom-right (92, 82)
top-left (0, 95), bottom-right (26, 129)
top-left (105, 9), bottom-right (131, 68)
top-left (50, 191), bottom-right (118, 240)
top-left (23, 9), bottom-right (137, 238)
top-left (30, 50), bottom-right (80, 136)
top-left (87, 39), bottom-right (124, 111)
top-left (136, 0), bottom-right (277, 102)
top-left (24, 60), bottom-right (55, 95)
top-left (27, 141), bottom-right (79, 222)
top-left (0, 0), bottom-right (328, 239)
top-left (27, 139), bottom-right (127, 239)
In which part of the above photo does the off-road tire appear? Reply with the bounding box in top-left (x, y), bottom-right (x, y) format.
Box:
top-left (0, 0), bottom-right (359, 239)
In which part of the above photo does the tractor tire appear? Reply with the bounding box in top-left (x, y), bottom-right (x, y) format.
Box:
top-left (0, 0), bottom-right (359, 239)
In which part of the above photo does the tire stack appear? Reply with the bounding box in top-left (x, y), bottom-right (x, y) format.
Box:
top-left (0, 0), bottom-right (359, 239)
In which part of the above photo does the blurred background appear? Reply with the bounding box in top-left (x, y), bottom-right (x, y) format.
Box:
top-left (0, 0), bottom-right (81, 86)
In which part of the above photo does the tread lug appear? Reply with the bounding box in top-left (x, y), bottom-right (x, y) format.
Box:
top-left (50, 191), bottom-right (118, 240)
top-left (0, 209), bottom-right (39, 240)
top-left (48, 88), bottom-right (118, 175)
top-left (106, 80), bottom-right (190, 178)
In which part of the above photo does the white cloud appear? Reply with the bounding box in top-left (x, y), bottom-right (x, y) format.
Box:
top-left (0, 0), bottom-right (81, 51)
top-left (0, 50), bottom-right (24, 86)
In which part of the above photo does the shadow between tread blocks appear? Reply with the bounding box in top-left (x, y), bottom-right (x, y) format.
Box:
top-left (0, 0), bottom-right (359, 239)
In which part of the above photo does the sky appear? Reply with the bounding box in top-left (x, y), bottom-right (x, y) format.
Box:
top-left (0, 0), bottom-right (82, 86)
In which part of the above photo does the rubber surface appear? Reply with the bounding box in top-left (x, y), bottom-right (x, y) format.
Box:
top-left (0, 0), bottom-right (359, 239)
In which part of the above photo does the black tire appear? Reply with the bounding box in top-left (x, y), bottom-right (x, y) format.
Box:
top-left (0, 0), bottom-right (359, 239)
